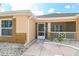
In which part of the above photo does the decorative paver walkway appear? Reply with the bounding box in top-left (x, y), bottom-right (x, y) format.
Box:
top-left (22, 40), bottom-right (79, 56)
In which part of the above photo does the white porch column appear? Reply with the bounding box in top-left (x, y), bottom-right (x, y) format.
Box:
top-left (76, 18), bottom-right (79, 41)
top-left (48, 22), bottom-right (51, 39)
top-left (48, 22), bottom-right (51, 33)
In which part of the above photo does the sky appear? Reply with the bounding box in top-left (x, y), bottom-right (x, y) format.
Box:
top-left (1, 3), bottom-right (79, 15)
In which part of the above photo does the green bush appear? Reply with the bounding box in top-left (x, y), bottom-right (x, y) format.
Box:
top-left (57, 33), bottom-right (65, 42)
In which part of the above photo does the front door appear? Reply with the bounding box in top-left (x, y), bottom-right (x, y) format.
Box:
top-left (37, 23), bottom-right (46, 39)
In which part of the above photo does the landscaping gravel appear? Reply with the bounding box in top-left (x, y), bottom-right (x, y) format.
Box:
top-left (0, 42), bottom-right (24, 56)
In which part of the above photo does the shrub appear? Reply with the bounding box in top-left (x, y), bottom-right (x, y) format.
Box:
top-left (57, 33), bottom-right (65, 42)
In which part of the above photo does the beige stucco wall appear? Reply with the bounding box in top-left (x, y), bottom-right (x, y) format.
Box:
top-left (0, 15), bottom-right (27, 43)
top-left (13, 15), bottom-right (29, 43)
top-left (27, 17), bottom-right (36, 43)
top-left (13, 14), bottom-right (36, 44)
top-left (13, 15), bottom-right (28, 33)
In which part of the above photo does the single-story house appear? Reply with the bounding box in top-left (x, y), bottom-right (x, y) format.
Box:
top-left (0, 10), bottom-right (79, 44)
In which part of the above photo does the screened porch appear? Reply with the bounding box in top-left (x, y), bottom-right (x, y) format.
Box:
top-left (50, 22), bottom-right (76, 41)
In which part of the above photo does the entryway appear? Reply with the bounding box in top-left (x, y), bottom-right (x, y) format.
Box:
top-left (37, 23), bottom-right (46, 39)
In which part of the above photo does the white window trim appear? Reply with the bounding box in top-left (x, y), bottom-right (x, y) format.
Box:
top-left (0, 19), bottom-right (12, 37)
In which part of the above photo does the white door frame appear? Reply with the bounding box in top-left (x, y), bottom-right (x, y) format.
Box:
top-left (37, 23), bottom-right (46, 39)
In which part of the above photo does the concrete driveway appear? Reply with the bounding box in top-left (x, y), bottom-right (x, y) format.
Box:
top-left (22, 40), bottom-right (79, 56)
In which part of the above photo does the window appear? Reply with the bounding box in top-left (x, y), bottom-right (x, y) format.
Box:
top-left (2, 29), bottom-right (12, 36)
top-left (51, 24), bottom-right (64, 32)
top-left (60, 25), bottom-right (64, 31)
top-left (1, 20), bottom-right (12, 36)
top-left (38, 24), bottom-right (44, 31)
top-left (51, 24), bottom-right (55, 31)
top-left (2, 20), bottom-right (12, 27)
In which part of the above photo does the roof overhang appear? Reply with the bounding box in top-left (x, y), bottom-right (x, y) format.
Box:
top-left (37, 16), bottom-right (78, 20)
top-left (0, 10), bottom-right (33, 16)
top-left (36, 16), bottom-right (77, 22)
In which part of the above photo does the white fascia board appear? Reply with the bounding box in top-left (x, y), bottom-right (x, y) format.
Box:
top-left (0, 10), bottom-right (32, 16)
top-left (37, 16), bottom-right (76, 20)
top-left (0, 18), bottom-right (12, 20)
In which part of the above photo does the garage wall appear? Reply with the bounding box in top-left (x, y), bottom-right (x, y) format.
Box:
top-left (13, 15), bottom-right (28, 33)
top-left (0, 15), bottom-right (28, 43)
top-left (27, 17), bottom-right (36, 43)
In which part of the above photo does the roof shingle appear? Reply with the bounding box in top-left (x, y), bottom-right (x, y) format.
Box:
top-left (37, 13), bottom-right (79, 18)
